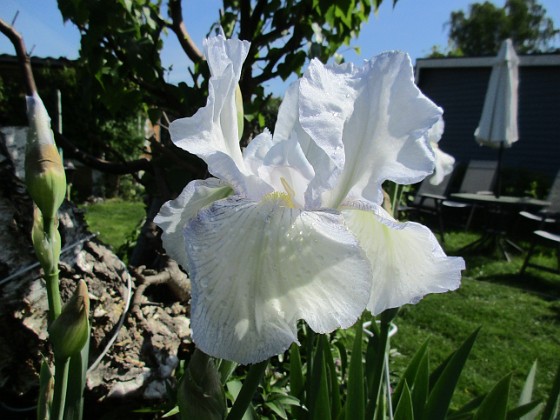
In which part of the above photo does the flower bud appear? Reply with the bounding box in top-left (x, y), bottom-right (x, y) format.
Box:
top-left (32, 206), bottom-right (61, 275)
top-left (25, 93), bottom-right (66, 221)
top-left (177, 349), bottom-right (227, 420)
top-left (48, 280), bottom-right (90, 360)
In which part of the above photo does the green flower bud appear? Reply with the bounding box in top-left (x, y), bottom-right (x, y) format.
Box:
top-left (25, 93), bottom-right (66, 221)
top-left (48, 280), bottom-right (90, 360)
top-left (177, 350), bottom-right (227, 420)
top-left (32, 207), bottom-right (61, 275)
top-left (235, 84), bottom-right (244, 141)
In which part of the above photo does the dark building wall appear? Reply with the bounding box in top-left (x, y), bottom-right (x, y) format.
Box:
top-left (417, 63), bottom-right (560, 184)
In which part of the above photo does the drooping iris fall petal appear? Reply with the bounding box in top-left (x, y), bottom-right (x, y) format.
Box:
top-left (184, 196), bottom-right (372, 364)
top-left (342, 206), bottom-right (463, 315)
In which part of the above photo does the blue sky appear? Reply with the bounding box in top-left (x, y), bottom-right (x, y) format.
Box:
top-left (1, 0), bottom-right (559, 95)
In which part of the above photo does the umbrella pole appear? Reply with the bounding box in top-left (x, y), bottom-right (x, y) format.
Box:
top-left (496, 142), bottom-right (504, 198)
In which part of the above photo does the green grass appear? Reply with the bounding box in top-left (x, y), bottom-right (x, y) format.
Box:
top-left (80, 198), bottom-right (145, 251)
top-left (81, 200), bottom-right (560, 409)
top-left (391, 230), bottom-right (560, 408)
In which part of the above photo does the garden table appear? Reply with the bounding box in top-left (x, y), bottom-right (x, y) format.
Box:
top-left (450, 193), bottom-right (550, 261)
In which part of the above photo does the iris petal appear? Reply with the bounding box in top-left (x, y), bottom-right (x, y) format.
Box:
top-left (169, 36), bottom-right (268, 198)
top-left (427, 117), bottom-right (455, 186)
top-left (154, 178), bottom-right (233, 270)
top-left (342, 207), bottom-right (464, 315)
top-left (185, 196), bottom-right (372, 364)
top-left (300, 53), bottom-right (442, 208)
top-left (273, 82), bottom-right (341, 208)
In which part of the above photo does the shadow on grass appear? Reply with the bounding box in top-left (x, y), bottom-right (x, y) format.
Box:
top-left (478, 270), bottom-right (560, 300)
top-left (442, 230), bottom-right (560, 300)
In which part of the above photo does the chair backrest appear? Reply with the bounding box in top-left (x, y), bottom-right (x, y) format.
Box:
top-left (412, 171), bottom-right (454, 208)
top-left (545, 170), bottom-right (560, 214)
top-left (458, 160), bottom-right (498, 194)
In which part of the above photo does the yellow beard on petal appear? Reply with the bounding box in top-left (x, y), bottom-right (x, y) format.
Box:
top-left (262, 177), bottom-right (297, 208)
top-left (262, 191), bottom-right (294, 208)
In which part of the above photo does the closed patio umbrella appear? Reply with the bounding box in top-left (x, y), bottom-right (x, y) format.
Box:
top-left (474, 38), bottom-right (519, 197)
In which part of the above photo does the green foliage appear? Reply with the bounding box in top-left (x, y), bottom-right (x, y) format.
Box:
top-left (219, 0), bottom-right (397, 137)
top-left (177, 350), bottom-right (227, 420)
top-left (346, 319), bottom-right (365, 419)
top-left (0, 63), bottom-right (145, 168)
top-left (447, 0), bottom-right (559, 56)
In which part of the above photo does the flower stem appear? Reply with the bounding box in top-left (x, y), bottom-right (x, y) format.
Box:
top-left (227, 360), bottom-right (268, 420)
top-left (43, 216), bottom-right (62, 323)
top-left (44, 271), bottom-right (62, 323)
top-left (50, 357), bottom-right (69, 420)
top-left (365, 317), bottom-right (391, 419)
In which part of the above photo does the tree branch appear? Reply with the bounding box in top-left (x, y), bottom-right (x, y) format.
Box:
top-left (168, 0), bottom-right (204, 64)
top-left (249, 0), bottom-right (269, 35)
top-left (239, 0), bottom-right (252, 40)
top-left (251, 27), bottom-right (306, 86)
top-left (0, 18), bottom-right (37, 95)
top-left (54, 132), bottom-right (153, 175)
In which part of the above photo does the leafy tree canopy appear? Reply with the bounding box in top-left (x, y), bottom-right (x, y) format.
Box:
top-left (50, 0), bottom-right (397, 196)
top-left (56, 0), bottom-right (395, 126)
top-left (446, 0), bottom-right (559, 56)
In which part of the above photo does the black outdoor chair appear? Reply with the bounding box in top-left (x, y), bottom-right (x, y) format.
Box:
top-left (442, 160), bottom-right (498, 230)
top-left (398, 170), bottom-right (454, 243)
top-left (519, 170), bottom-right (560, 228)
top-left (520, 229), bottom-right (560, 275)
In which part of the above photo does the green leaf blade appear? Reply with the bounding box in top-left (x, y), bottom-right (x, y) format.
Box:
top-left (345, 319), bottom-right (365, 420)
top-left (424, 328), bottom-right (480, 420)
top-left (473, 374), bottom-right (512, 420)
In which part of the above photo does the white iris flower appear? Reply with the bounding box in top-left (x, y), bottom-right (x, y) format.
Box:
top-left (155, 35), bottom-right (464, 364)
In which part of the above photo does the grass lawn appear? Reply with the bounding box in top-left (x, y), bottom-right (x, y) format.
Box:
top-left (81, 200), bottom-right (560, 408)
top-left (391, 230), bottom-right (560, 408)
top-left (80, 198), bottom-right (145, 252)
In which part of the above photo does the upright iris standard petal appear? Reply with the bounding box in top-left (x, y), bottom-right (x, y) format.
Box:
top-left (342, 207), bottom-right (464, 315)
top-left (300, 53), bottom-right (442, 208)
top-left (273, 82), bottom-right (341, 209)
top-left (184, 196), bottom-right (372, 364)
top-left (154, 179), bottom-right (233, 270)
top-left (169, 35), bottom-right (267, 198)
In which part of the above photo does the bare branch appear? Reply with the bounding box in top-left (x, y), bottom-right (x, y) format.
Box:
top-left (249, 0), bottom-right (269, 34)
top-left (239, 0), bottom-right (252, 40)
top-left (168, 0), bottom-right (204, 64)
top-left (54, 132), bottom-right (153, 175)
top-left (0, 18), bottom-right (37, 95)
top-left (251, 28), bottom-right (305, 86)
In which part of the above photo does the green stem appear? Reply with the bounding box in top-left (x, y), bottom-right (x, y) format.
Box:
top-left (43, 216), bottom-right (62, 323)
top-left (227, 360), bottom-right (268, 420)
top-left (45, 271), bottom-right (62, 323)
top-left (390, 183), bottom-right (404, 218)
top-left (365, 319), bottom-right (391, 419)
top-left (51, 357), bottom-right (69, 420)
